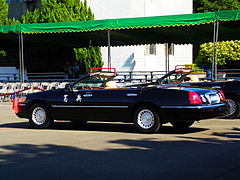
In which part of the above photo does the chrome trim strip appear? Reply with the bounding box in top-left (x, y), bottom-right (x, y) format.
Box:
top-left (126, 93), bottom-right (137, 97)
top-left (52, 105), bottom-right (128, 108)
top-left (19, 104), bottom-right (26, 107)
top-left (161, 103), bottom-right (225, 109)
top-left (211, 86), bottom-right (221, 89)
top-left (83, 94), bottom-right (93, 97)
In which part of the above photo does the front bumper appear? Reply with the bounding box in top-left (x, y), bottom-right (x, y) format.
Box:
top-left (160, 103), bottom-right (228, 121)
top-left (15, 103), bottom-right (28, 118)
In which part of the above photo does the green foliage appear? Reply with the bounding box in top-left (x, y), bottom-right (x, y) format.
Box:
top-left (0, 1), bottom-right (20, 57)
top-left (22, 0), bottom-right (95, 23)
top-left (0, 0), bottom-right (8, 25)
top-left (194, 0), bottom-right (240, 13)
top-left (0, 0), bottom-right (7, 57)
top-left (195, 40), bottom-right (240, 69)
top-left (74, 47), bottom-right (103, 72)
top-left (21, 0), bottom-right (103, 72)
top-left (0, 50), bottom-right (7, 56)
top-left (194, 0), bottom-right (240, 69)
top-left (186, 64), bottom-right (204, 71)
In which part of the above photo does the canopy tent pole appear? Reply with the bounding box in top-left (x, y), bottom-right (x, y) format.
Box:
top-left (18, 32), bottom-right (25, 83)
top-left (107, 30), bottom-right (111, 69)
top-left (18, 33), bottom-right (22, 83)
top-left (212, 21), bottom-right (219, 81)
top-left (165, 43), bottom-right (170, 73)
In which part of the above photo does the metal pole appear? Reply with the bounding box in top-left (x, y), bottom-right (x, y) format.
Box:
top-left (20, 33), bottom-right (25, 83)
top-left (107, 30), bottom-right (111, 69)
top-left (165, 43), bottom-right (169, 73)
top-left (212, 22), bottom-right (216, 81)
top-left (212, 21), bottom-right (220, 81)
top-left (18, 33), bottom-right (23, 83)
top-left (167, 44), bottom-right (170, 73)
top-left (215, 21), bottom-right (219, 80)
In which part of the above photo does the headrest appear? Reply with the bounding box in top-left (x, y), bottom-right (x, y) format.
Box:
top-left (105, 81), bottom-right (117, 88)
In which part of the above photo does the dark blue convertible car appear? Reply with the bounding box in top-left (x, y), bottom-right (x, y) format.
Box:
top-left (155, 69), bottom-right (240, 119)
top-left (14, 69), bottom-right (228, 133)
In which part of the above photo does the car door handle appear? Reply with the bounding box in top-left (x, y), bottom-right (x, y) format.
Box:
top-left (83, 94), bottom-right (93, 97)
top-left (126, 93), bottom-right (137, 97)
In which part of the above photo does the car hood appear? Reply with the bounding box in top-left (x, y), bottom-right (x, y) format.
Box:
top-left (25, 88), bottom-right (64, 98)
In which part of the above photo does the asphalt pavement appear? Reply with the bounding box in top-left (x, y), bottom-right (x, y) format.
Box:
top-left (0, 102), bottom-right (240, 180)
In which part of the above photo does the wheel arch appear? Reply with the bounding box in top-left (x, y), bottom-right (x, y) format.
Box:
top-left (224, 93), bottom-right (240, 100)
top-left (224, 92), bottom-right (240, 118)
top-left (26, 100), bottom-right (53, 118)
top-left (130, 102), bottom-right (161, 121)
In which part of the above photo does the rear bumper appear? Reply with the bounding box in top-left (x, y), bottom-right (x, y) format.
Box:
top-left (160, 103), bottom-right (228, 121)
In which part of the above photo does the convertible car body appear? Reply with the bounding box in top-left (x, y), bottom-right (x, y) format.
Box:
top-left (155, 69), bottom-right (240, 119)
top-left (14, 69), bottom-right (228, 133)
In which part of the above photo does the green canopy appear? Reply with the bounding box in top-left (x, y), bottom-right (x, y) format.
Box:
top-left (0, 10), bottom-right (239, 48)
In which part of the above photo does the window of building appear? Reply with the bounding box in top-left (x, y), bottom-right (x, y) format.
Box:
top-left (145, 44), bottom-right (156, 55)
top-left (168, 43), bottom-right (174, 56)
top-left (7, 0), bottom-right (23, 3)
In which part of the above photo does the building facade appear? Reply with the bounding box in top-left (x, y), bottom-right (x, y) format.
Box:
top-left (6, 0), bottom-right (40, 20)
top-left (5, 0), bottom-right (193, 73)
top-left (86, 0), bottom-right (193, 72)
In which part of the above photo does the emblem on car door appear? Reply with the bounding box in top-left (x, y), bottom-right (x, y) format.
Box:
top-left (76, 94), bottom-right (82, 102)
top-left (64, 95), bottom-right (68, 102)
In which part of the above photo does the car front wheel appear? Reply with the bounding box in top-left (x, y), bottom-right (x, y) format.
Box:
top-left (133, 105), bottom-right (161, 133)
top-left (29, 103), bottom-right (53, 129)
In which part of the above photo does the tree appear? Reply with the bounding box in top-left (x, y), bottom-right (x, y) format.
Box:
top-left (22, 0), bottom-right (103, 72)
top-left (194, 0), bottom-right (240, 69)
top-left (195, 40), bottom-right (240, 69)
top-left (194, 0), bottom-right (240, 13)
top-left (0, 0), bottom-right (20, 57)
top-left (0, 0), bottom-right (8, 56)
top-left (0, 0), bottom-right (8, 25)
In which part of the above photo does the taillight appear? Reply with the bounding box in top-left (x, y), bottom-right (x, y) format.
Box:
top-left (218, 90), bottom-right (226, 102)
top-left (189, 91), bottom-right (203, 104)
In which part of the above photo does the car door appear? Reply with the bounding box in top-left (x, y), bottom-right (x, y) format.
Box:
top-left (67, 88), bottom-right (141, 122)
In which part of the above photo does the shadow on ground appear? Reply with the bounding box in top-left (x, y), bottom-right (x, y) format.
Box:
top-left (0, 128), bottom-right (240, 180)
top-left (0, 121), bottom-right (208, 134)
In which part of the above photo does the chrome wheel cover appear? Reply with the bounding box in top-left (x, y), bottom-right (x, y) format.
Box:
top-left (32, 107), bottom-right (46, 125)
top-left (226, 99), bottom-right (236, 116)
top-left (137, 109), bottom-right (154, 129)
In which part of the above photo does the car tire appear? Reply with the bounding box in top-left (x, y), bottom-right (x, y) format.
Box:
top-left (225, 95), bottom-right (240, 119)
top-left (171, 121), bottom-right (194, 130)
top-left (28, 103), bottom-right (53, 129)
top-left (71, 120), bottom-right (87, 126)
top-left (133, 105), bottom-right (161, 133)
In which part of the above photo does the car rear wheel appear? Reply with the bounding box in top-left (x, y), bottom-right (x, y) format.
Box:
top-left (133, 105), bottom-right (161, 133)
top-left (29, 103), bottom-right (53, 129)
top-left (225, 96), bottom-right (240, 119)
top-left (171, 121), bottom-right (194, 130)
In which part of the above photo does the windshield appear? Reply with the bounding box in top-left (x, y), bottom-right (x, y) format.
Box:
top-left (72, 72), bottom-right (116, 90)
top-left (157, 70), bottom-right (191, 84)
top-left (157, 70), bottom-right (207, 85)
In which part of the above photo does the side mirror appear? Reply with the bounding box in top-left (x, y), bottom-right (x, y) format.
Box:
top-left (65, 84), bottom-right (72, 91)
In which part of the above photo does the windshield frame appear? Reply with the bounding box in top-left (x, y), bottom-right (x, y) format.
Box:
top-left (69, 71), bottom-right (117, 90)
top-left (157, 69), bottom-right (192, 84)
